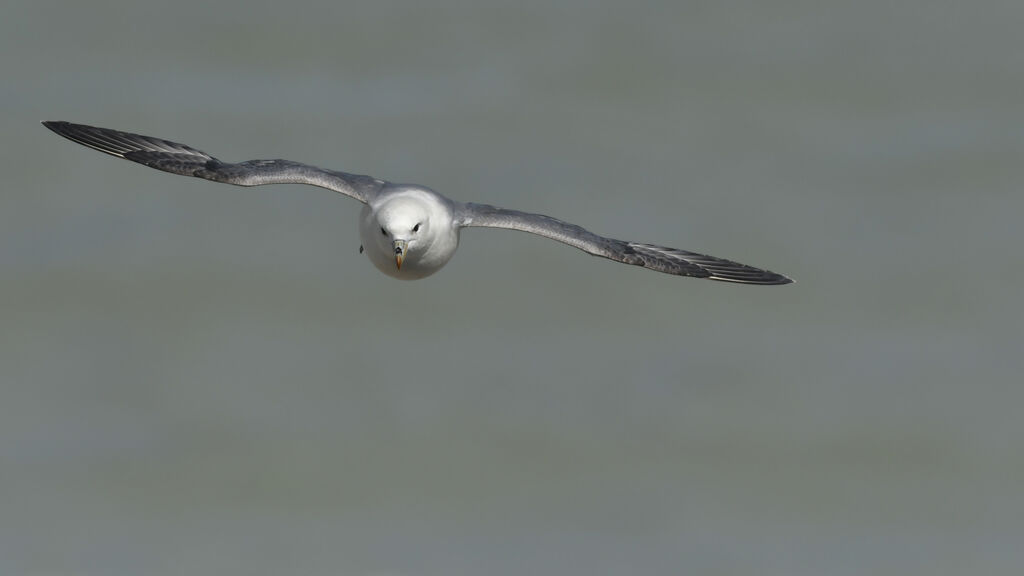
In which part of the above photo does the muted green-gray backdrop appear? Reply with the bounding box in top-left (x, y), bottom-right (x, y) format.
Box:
top-left (3, 1), bottom-right (1022, 575)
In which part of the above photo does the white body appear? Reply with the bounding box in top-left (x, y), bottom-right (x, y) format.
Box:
top-left (358, 185), bottom-right (461, 280)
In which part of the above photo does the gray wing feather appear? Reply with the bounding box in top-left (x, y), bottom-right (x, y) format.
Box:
top-left (42, 121), bottom-right (384, 203)
top-left (458, 203), bottom-right (792, 285)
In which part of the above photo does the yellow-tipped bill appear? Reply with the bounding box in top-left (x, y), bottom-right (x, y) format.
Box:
top-left (393, 239), bottom-right (408, 270)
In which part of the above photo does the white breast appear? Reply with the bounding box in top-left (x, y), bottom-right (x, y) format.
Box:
top-left (358, 186), bottom-right (461, 280)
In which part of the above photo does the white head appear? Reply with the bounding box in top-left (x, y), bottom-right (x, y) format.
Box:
top-left (376, 198), bottom-right (429, 270)
top-left (359, 189), bottom-right (458, 280)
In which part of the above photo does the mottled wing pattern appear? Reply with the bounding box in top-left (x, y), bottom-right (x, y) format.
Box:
top-left (42, 121), bottom-right (383, 203)
top-left (458, 203), bottom-right (792, 284)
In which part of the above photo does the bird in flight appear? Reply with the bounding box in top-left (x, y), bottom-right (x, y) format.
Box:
top-left (43, 121), bottom-right (792, 285)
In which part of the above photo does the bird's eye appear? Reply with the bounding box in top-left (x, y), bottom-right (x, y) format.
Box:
top-left (413, 223), bottom-right (421, 232)
top-left (380, 226), bottom-right (387, 236)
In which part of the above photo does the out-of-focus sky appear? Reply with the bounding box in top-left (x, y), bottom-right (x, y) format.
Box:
top-left (2, 1), bottom-right (1022, 575)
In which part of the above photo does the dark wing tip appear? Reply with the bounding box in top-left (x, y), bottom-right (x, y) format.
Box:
top-left (696, 259), bottom-right (794, 285)
top-left (709, 270), bottom-right (794, 285)
top-left (624, 242), bottom-right (793, 285)
top-left (41, 120), bottom-right (218, 167)
top-left (41, 120), bottom-right (134, 158)
top-left (42, 120), bottom-right (69, 133)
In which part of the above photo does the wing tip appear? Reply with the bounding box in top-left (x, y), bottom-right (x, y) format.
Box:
top-left (715, 275), bottom-right (794, 286)
top-left (42, 120), bottom-right (97, 143)
top-left (707, 270), bottom-right (794, 285)
top-left (41, 120), bottom-right (68, 133)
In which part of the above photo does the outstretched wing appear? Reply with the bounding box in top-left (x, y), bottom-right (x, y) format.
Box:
top-left (42, 121), bottom-right (384, 203)
top-left (457, 203), bottom-right (792, 285)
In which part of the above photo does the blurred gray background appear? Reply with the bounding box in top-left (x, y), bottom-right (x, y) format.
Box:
top-left (2, 1), bottom-right (1022, 575)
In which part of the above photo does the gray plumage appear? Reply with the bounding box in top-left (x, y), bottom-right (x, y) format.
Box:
top-left (455, 203), bottom-right (790, 284)
top-left (42, 121), bottom-right (383, 202)
top-left (43, 121), bottom-right (792, 285)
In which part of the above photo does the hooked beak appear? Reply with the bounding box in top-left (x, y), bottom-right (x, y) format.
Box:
top-left (393, 239), bottom-right (408, 270)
